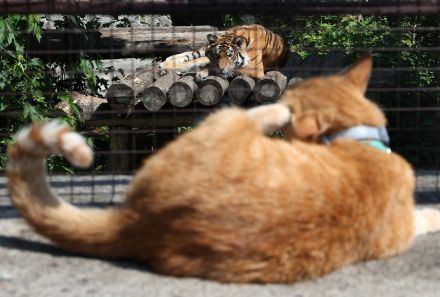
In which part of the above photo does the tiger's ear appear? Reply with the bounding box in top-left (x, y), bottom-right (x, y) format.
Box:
top-left (232, 36), bottom-right (246, 47)
top-left (207, 34), bottom-right (218, 44)
top-left (340, 53), bottom-right (372, 94)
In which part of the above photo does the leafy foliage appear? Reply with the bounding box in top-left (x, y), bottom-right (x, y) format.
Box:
top-left (0, 15), bottom-right (107, 172)
top-left (0, 15), bottom-right (151, 172)
top-left (0, 15), bottom-right (50, 169)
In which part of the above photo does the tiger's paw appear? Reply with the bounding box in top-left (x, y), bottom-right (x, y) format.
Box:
top-left (195, 69), bottom-right (210, 82)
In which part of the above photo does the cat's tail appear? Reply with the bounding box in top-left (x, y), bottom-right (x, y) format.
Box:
top-left (7, 121), bottom-right (139, 259)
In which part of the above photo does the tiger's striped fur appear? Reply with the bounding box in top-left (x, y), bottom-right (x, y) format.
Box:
top-left (160, 24), bottom-right (288, 80)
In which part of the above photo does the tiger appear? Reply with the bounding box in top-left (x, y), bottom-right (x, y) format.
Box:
top-left (160, 24), bottom-right (289, 81)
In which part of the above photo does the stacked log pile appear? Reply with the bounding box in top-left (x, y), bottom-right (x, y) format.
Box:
top-left (104, 69), bottom-right (297, 113)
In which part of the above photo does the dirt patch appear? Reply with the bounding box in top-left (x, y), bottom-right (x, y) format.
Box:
top-left (1, 174), bottom-right (439, 297)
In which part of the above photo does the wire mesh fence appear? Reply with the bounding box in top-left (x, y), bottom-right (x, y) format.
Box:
top-left (0, 0), bottom-right (439, 205)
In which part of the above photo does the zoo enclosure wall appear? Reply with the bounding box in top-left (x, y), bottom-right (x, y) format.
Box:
top-left (0, 0), bottom-right (439, 204)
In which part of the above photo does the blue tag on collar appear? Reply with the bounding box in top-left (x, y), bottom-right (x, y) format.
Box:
top-left (359, 140), bottom-right (392, 153)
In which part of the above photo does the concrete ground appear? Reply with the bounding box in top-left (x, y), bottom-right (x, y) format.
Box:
top-left (0, 174), bottom-right (439, 297)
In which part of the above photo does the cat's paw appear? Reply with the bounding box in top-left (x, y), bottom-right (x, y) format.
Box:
top-left (414, 208), bottom-right (440, 236)
top-left (14, 121), bottom-right (93, 168)
top-left (246, 104), bottom-right (291, 134)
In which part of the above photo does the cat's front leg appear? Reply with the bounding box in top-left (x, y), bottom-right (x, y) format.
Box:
top-left (414, 208), bottom-right (440, 236)
top-left (246, 103), bottom-right (291, 134)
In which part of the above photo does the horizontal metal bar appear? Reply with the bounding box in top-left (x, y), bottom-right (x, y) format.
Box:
top-left (382, 107), bottom-right (440, 112)
top-left (1, 0), bottom-right (440, 15)
top-left (10, 26), bottom-right (440, 35)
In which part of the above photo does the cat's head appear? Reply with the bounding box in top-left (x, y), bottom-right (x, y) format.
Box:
top-left (280, 53), bottom-right (386, 143)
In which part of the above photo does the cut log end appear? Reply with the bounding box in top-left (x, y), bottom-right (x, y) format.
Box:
top-left (168, 83), bottom-right (193, 107)
top-left (105, 63), bottom-right (162, 114)
top-left (168, 76), bottom-right (197, 108)
top-left (106, 84), bottom-right (134, 104)
top-left (142, 87), bottom-right (168, 111)
top-left (141, 73), bottom-right (180, 111)
top-left (253, 71), bottom-right (287, 103)
top-left (227, 75), bottom-right (255, 104)
top-left (196, 76), bottom-right (229, 106)
top-left (254, 81), bottom-right (280, 103)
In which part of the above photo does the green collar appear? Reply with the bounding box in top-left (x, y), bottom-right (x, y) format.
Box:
top-left (359, 139), bottom-right (392, 153)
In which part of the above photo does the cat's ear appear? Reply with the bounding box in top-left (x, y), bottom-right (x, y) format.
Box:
top-left (340, 53), bottom-right (372, 94)
top-left (293, 108), bottom-right (336, 141)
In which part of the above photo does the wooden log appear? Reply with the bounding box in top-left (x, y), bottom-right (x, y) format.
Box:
top-left (108, 127), bottom-right (131, 172)
top-left (168, 76), bottom-right (197, 108)
top-left (287, 77), bottom-right (304, 87)
top-left (105, 63), bottom-right (162, 113)
top-left (141, 73), bottom-right (179, 111)
top-left (56, 92), bottom-right (106, 121)
top-left (253, 71), bottom-right (287, 103)
top-left (196, 76), bottom-right (229, 106)
top-left (27, 26), bottom-right (224, 59)
top-left (227, 75), bottom-right (255, 105)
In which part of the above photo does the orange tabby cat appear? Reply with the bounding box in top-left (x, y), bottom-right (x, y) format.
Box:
top-left (7, 54), bottom-right (440, 283)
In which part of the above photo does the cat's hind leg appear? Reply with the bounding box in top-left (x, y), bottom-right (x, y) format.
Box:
top-left (414, 208), bottom-right (440, 236)
top-left (246, 103), bottom-right (291, 134)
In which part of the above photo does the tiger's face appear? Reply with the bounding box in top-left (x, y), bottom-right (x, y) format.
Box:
top-left (205, 33), bottom-right (250, 78)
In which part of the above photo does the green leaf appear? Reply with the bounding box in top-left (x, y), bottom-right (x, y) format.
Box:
top-left (32, 90), bottom-right (45, 103)
top-left (62, 166), bottom-right (74, 175)
top-left (0, 102), bottom-right (8, 112)
top-left (23, 103), bottom-right (31, 118)
top-left (59, 93), bottom-right (81, 120)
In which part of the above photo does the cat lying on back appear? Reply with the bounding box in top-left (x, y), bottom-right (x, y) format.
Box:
top-left (7, 54), bottom-right (440, 283)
